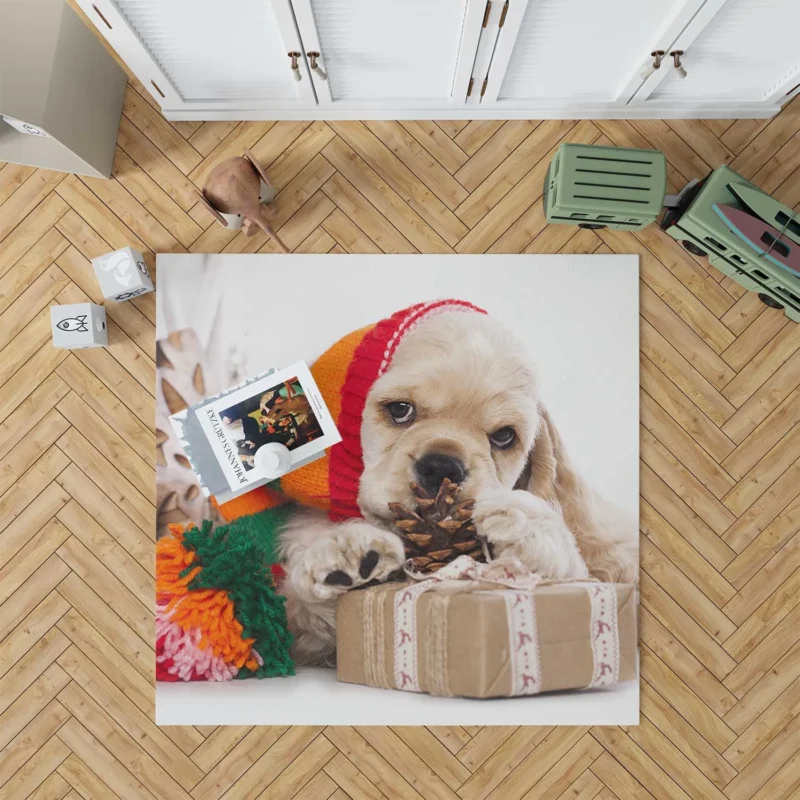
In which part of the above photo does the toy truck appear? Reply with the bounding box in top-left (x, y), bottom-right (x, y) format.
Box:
top-left (660, 166), bottom-right (800, 322)
top-left (544, 143), bottom-right (800, 322)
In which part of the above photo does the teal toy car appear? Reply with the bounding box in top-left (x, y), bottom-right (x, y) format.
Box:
top-left (660, 165), bottom-right (800, 322)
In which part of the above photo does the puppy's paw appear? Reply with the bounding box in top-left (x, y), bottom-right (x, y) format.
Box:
top-left (291, 522), bottom-right (405, 603)
top-left (474, 488), bottom-right (589, 580)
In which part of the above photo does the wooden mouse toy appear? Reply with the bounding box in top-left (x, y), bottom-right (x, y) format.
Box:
top-left (198, 149), bottom-right (289, 253)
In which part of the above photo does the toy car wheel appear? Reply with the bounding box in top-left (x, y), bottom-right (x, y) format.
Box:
top-left (758, 293), bottom-right (784, 310)
top-left (578, 223), bottom-right (606, 230)
top-left (682, 240), bottom-right (707, 257)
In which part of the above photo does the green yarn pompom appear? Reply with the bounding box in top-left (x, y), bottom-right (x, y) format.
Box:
top-left (180, 505), bottom-right (296, 678)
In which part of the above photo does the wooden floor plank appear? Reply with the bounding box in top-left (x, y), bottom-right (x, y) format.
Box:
top-left (56, 571), bottom-right (154, 680)
top-left (57, 752), bottom-right (120, 800)
top-left (400, 121), bottom-right (469, 175)
top-left (57, 645), bottom-right (202, 786)
top-left (189, 726), bottom-right (288, 800)
top-left (121, 85), bottom-right (201, 176)
top-left (0, 696), bottom-right (70, 790)
top-left (116, 116), bottom-right (200, 212)
top-left (364, 120), bottom-right (469, 210)
top-left (641, 500), bottom-right (735, 608)
top-left (454, 119), bottom-right (576, 228)
top-left (322, 171), bottom-right (416, 254)
top-left (323, 133), bottom-right (457, 251)
top-left (57, 682), bottom-right (193, 800)
top-left (640, 647), bottom-right (737, 753)
top-left (453, 121), bottom-right (539, 192)
top-left (56, 717), bottom-right (158, 800)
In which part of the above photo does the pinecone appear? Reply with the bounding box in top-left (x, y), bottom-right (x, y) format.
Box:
top-left (389, 479), bottom-right (485, 574)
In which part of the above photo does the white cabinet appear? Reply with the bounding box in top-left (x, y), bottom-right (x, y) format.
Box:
top-left (83, 0), bottom-right (315, 110)
top-left (478, 0), bottom-right (700, 106)
top-left (290, 0), bottom-right (486, 108)
top-left (76, 0), bottom-right (800, 120)
top-left (476, 0), bottom-right (799, 115)
top-left (630, 0), bottom-right (800, 109)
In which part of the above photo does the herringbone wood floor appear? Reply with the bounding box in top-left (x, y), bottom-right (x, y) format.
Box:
top-left (2, 63), bottom-right (800, 799)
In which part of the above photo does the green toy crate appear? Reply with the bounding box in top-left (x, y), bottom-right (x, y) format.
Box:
top-left (661, 164), bottom-right (800, 323)
top-left (544, 143), bottom-right (667, 231)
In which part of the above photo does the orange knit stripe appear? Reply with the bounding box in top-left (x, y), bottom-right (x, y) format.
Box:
top-left (280, 325), bottom-right (373, 509)
top-left (157, 525), bottom-right (257, 670)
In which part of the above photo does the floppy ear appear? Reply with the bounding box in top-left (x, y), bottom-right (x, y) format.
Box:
top-left (515, 406), bottom-right (596, 536)
top-left (516, 406), bottom-right (639, 583)
top-left (196, 190), bottom-right (229, 227)
top-left (243, 149), bottom-right (272, 188)
top-left (514, 406), bottom-right (558, 504)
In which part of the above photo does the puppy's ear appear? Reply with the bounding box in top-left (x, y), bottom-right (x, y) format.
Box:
top-left (514, 405), bottom-right (558, 504)
top-left (515, 406), bottom-right (594, 532)
top-left (518, 406), bottom-right (639, 584)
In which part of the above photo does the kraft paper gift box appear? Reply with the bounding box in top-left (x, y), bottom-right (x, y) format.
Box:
top-left (336, 556), bottom-right (637, 698)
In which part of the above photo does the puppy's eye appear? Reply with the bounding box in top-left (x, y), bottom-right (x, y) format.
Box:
top-left (386, 401), bottom-right (415, 424)
top-left (489, 426), bottom-right (516, 449)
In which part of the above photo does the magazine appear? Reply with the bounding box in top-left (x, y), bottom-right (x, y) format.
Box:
top-left (170, 361), bottom-right (341, 503)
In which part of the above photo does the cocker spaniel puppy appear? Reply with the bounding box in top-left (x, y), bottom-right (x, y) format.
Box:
top-left (278, 300), bottom-right (637, 665)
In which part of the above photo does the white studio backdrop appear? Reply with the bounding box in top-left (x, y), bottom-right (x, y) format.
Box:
top-left (156, 253), bottom-right (639, 725)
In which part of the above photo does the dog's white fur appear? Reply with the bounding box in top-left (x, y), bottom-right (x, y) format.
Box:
top-left (279, 311), bottom-right (638, 666)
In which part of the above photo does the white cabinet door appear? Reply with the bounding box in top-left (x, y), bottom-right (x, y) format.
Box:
top-left (632, 0), bottom-right (800, 108)
top-left (77, 0), bottom-right (315, 112)
top-left (479, 0), bottom-right (704, 109)
top-left (289, 0), bottom-right (486, 108)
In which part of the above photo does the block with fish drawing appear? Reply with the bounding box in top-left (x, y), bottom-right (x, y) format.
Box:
top-left (91, 246), bottom-right (154, 302)
top-left (50, 303), bottom-right (107, 349)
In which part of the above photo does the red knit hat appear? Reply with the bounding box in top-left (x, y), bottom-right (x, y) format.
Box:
top-left (279, 299), bottom-right (487, 520)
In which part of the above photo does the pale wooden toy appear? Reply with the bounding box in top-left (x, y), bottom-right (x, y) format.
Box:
top-left (198, 149), bottom-right (289, 253)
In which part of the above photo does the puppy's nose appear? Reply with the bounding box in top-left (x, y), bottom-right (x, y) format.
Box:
top-left (415, 453), bottom-right (467, 494)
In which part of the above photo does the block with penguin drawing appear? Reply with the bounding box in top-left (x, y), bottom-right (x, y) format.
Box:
top-left (51, 302), bottom-right (107, 349)
top-left (91, 245), bottom-right (154, 302)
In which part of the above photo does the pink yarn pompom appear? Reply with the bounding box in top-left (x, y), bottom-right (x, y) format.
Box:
top-left (156, 603), bottom-right (238, 681)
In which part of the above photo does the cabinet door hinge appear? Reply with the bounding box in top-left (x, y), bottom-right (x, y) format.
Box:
top-left (499, 0), bottom-right (509, 27)
top-left (480, 77), bottom-right (488, 97)
top-left (482, 0), bottom-right (492, 27)
top-left (467, 77), bottom-right (474, 97)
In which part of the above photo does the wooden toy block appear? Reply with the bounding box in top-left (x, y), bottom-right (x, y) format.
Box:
top-left (91, 246), bottom-right (154, 302)
top-left (51, 302), bottom-right (107, 348)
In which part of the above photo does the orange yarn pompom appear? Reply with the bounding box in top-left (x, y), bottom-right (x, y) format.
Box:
top-left (156, 525), bottom-right (258, 671)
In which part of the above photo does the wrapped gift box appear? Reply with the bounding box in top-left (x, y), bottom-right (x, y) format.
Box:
top-left (336, 556), bottom-right (637, 698)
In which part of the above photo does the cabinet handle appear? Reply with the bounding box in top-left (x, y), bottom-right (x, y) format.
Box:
top-left (640, 50), bottom-right (665, 81)
top-left (307, 52), bottom-right (328, 81)
top-left (288, 51), bottom-right (302, 81)
top-left (670, 50), bottom-right (687, 79)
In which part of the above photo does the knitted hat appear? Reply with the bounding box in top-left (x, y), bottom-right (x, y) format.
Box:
top-left (279, 299), bottom-right (487, 521)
